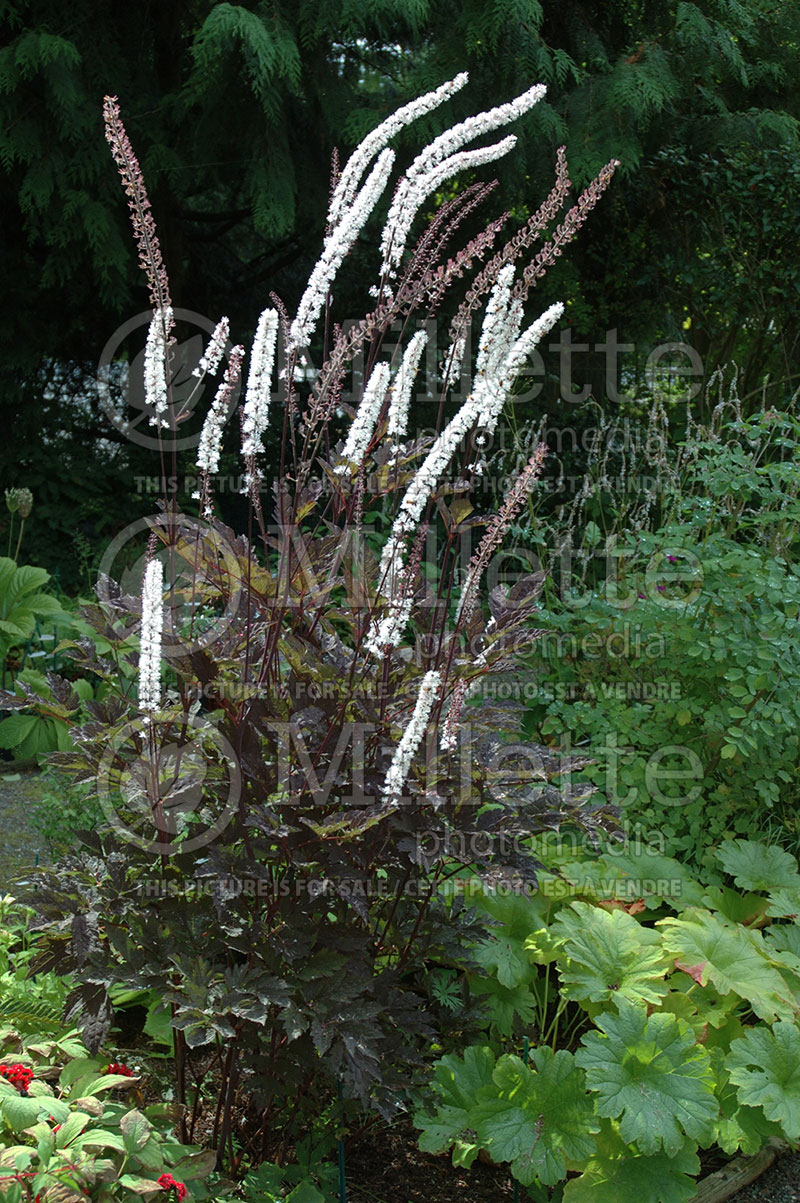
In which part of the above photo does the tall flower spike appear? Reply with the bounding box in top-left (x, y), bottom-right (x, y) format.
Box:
top-left (472, 301), bottom-right (564, 440)
top-left (103, 96), bottom-right (171, 314)
top-left (440, 678), bottom-right (468, 752)
top-left (144, 307), bottom-right (173, 428)
top-left (336, 362), bottom-right (391, 471)
top-left (382, 671), bottom-right (441, 804)
top-left (328, 72), bottom-right (469, 227)
top-left (242, 308), bottom-right (279, 457)
top-left (289, 148), bottom-right (395, 351)
top-left (197, 346), bottom-right (245, 475)
top-left (379, 83), bottom-right (546, 279)
top-left (455, 443), bottom-right (549, 625)
top-left (380, 136), bottom-right (518, 281)
top-left (196, 346), bottom-right (245, 517)
top-left (193, 317), bottom-right (230, 379)
top-left (387, 330), bottom-right (428, 441)
top-left (367, 285), bottom-right (561, 638)
top-left (139, 558), bottom-right (164, 715)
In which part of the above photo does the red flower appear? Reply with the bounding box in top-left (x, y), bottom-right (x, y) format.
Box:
top-left (0, 1063), bottom-right (34, 1092)
top-left (157, 1173), bottom-right (187, 1200)
top-left (104, 1061), bottom-right (133, 1077)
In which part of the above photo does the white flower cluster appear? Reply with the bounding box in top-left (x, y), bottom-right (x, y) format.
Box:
top-left (242, 308), bottom-right (279, 457)
top-left (288, 149), bottom-right (395, 351)
top-left (365, 267), bottom-right (562, 655)
top-left (469, 265), bottom-right (564, 440)
top-left (442, 334), bottom-right (467, 390)
top-left (197, 345), bottom-right (245, 473)
top-left (335, 361), bottom-right (391, 471)
top-left (387, 330), bottom-right (428, 441)
top-left (329, 73), bottom-right (468, 227)
top-left (382, 670), bottom-right (441, 803)
top-left (138, 557), bottom-right (163, 714)
top-left (144, 306), bottom-right (173, 427)
top-left (362, 592), bottom-right (414, 658)
top-left (192, 316), bottom-right (229, 378)
top-left (379, 84), bottom-right (546, 281)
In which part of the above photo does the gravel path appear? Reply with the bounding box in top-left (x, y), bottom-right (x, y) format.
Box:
top-left (0, 766), bottom-right (48, 885)
top-left (726, 1147), bottom-right (800, 1202)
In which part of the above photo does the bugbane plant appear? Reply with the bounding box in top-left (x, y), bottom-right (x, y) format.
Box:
top-left (18, 76), bottom-right (619, 1172)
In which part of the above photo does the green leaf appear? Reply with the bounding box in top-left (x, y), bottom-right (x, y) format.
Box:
top-left (120, 1108), bottom-right (151, 1153)
top-left (474, 1048), bottom-right (598, 1186)
top-left (170, 1147), bottom-right (218, 1179)
top-left (117, 1174), bottom-right (165, 1192)
top-left (562, 847), bottom-right (704, 910)
top-left (59, 1058), bottom-right (105, 1091)
top-left (54, 1111), bottom-right (91, 1147)
top-left (708, 1048), bottom-right (784, 1155)
top-left (575, 999), bottom-right (717, 1155)
top-left (716, 840), bottom-right (800, 892)
top-left (551, 901), bottom-right (670, 1008)
top-left (473, 931), bottom-right (531, 989)
top-left (562, 1122), bottom-right (700, 1203)
top-left (77, 1072), bottom-right (138, 1096)
top-left (286, 1182), bottom-right (325, 1203)
top-left (74, 1128), bottom-right (126, 1152)
top-left (1, 1094), bottom-right (50, 1130)
top-left (144, 998), bottom-right (174, 1049)
top-left (728, 1021), bottom-right (800, 1140)
top-left (658, 907), bottom-right (797, 1021)
top-left (415, 1045), bottom-right (496, 1168)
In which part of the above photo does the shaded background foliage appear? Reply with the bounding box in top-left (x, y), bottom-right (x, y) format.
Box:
top-left (1, 0), bottom-right (799, 586)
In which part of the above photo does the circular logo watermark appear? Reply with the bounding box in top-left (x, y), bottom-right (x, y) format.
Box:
top-left (96, 714), bottom-right (241, 856)
top-left (96, 511), bottom-right (244, 657)
top-left (96, 308), bottom-right (241, 451)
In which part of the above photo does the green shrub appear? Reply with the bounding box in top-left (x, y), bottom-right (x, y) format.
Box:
top-left (507, 395), bottom-right (800, 869)
top-left (0, 1037), bottom-right (217, 1202)
top-left (416, 837), bottom-right (800, 1200)
top-left (520, 526), bottom-right (800, 871)
top-left (30, 772), bottom-right (104, 855)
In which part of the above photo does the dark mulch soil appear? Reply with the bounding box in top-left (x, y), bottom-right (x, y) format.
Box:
top-left (345, 1119), bottom-right (515, 1203)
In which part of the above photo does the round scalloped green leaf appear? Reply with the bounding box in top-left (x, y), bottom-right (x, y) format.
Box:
top-left (575, 999), bottom-right (717, 1156)
top-left (468, 977), bottom-right (537, 1037)
top-left (473, 1047), bottom-right (597, 1186)
top-left (473, 932), bottom-right (532, 989)
top-left (728, 1021), bottom-right (800, 1140)
top-left (668, 975), bottom-right (739, 1030)
top-left (524, 924), bottom-right (567, 965)
top-left (414, 1044), bottom-right (496, 1165)
top-left (592, 847), bottom-right (705, 911)
top-left (709, 1048), bottom-right (785, 1155)
top-left (562, 1124), bottom-right (700, 1203)
top-left (765, 888), bottom-right (800, 920)
top-left (702, 886), bottom-right (769, 927)
top-left (716, 840), bottom-right (800, 893)
top-left (766, 924), bottom-right (800, 959)
top-left (658, 907), bottom-right (798, 1022)
top-left (551, 901), bottom-right (670, 1008)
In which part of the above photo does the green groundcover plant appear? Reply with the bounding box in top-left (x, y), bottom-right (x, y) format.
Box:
top-left (0, 1033), bottom-right (216, 1202)
top-left (4, 74), bottom-right (621, 1177)
top-left (506, 392), bottom-right (800, 870)
top-left (416, 836), bottom-right (800, 1200)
